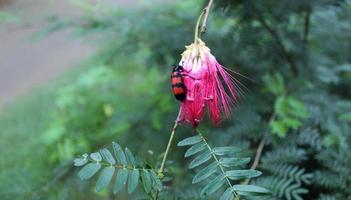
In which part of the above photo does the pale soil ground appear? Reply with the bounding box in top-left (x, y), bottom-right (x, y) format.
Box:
top-left (0, 0), bottom-right (134, 108)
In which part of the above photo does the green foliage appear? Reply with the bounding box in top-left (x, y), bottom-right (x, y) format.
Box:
top-left (177, 133), bottom-right (269, 199)
top-left (1, 0), bottom-right (351, 199)
top-left (74, 142), bottom-right (162, 196)
top-left (0, 11), bottom-right (19, 25)
top-left (264, 73), bottom-right (309, 137)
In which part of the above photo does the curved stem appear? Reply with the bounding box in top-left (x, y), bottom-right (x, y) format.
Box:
top-left (200, 0), bottom-right (214, 34)
top-left (194, 10), bottom-right (205, 44)
top-left (194, 0), bottom-right (214, 44)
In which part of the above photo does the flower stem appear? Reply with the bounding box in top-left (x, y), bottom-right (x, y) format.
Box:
top-left (194, 9), bottom-right (205, 44)
top-left (200, 0), bottom-right (214, 34)
top-left (157, 109), bottom-right (182, 175)
top-left (194, 0), bottom-right (214, 44)
top-left (153, 110), bottom-right (182, 200)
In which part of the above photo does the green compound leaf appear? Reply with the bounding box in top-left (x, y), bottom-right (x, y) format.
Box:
top-left (90, 152), bottom-right (102, 162)
top-left (96, 167), bottom-right (115, 192)
top-left (189, 150), bottom-right (212, 169)
top-left (100, 148), bottom-right (116, 165)
top-left (141, 169), bottom-right (152, 193)
top-left (192, 161), bottom-right (218, 184)
top-left (220, 188), bottom-right (234, 200)
top-left (73, 158), bottom-right (88, 166)
top-left (185, 142), bottom-right (206, 157)
top-left (177, 135), bottom-right (202, 146)
top-left (128, 169), bottom-right (140, 194)
top-left (113, 168), bottom-right (128, 194)
top-left (178, 131), bottom-right (267, 199)
top-left (213, 146), bottom-right (241, 156)
top-left (220, 157), bottom-right (251, 167)
top-left (112, 142), bottom-right (127, 165)
top-left (200, 174), bottom-right (225, 197)
top-left (78, 163), bottom-right (101, 180)
top-left (233, 185), bottom-right (270, 195)
top-left (125, 147), bottom-right (136, 166)
top-left (226, 170), bottom-right (262, 180)
top-left (75, 142), bottom-right (163, 197)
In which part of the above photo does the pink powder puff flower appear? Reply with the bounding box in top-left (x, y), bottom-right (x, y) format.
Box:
top-left (178, 39), bottom-right (240, 127)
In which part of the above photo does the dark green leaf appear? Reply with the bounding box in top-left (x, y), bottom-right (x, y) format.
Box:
top-left (226, 170), bottom-right (262, 180)
top-left (73, 158), bottom-right (88, 166)
top-left (95, 167), bottom-right (115, 192)
top-left (213, 146), bottom-right (241, 155)
top-left (177, 135), bottom-right (202, 146)
top-left (141, 169), bottom-right (152, 193)
top-left (233, 185), bottom-right (270, 195)
top-left (339, 112), bottom-right (351, 122)
top-left (78, 163), bottom-right (101, 180)
top-left (185, 142), bottom-right (206, 157)
top-left (113, 168), bottom-right (128, 194)
top-left (128, 169), bottom-right (139, 194)
top-left (200, 174), bottom-right (225, 197)
top-left (125, 147), bottom-right (136, 166)
top-left (192, 162), bottom-right (218, 184)
top-left (100, 148), bottom-right (116, 165)
top-left (189, 151), bottom-right (212, 169)
top-left (220, 157), bottom-right (251, 167)
top-left (220, 188), bottom-right (234, 200)
top-left (112, 142), bottom-right (127, 165)
top-left (90, 152), bottom-right (102, 162)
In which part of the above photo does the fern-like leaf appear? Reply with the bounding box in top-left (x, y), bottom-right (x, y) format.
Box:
top-left (177, 131), bottom-right (269, 199)
top-left (73, 141), bottom-right (162, 196)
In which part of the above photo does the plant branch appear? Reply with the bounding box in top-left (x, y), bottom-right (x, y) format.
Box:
top-left (157, 109), bottom-right (182, 175)
top-left (194, 9), bottom-right (205, 44)
top-left (246, 0), bottom-right (298, 77)
top-left (243, 114), bottom-right (275, 185)
top-left (303, 8), bottom-right (311, 45)
top-left (194, 0), bottom-right (214, 43)
top-left (250, 137), bottom-right (266, 171)
top-left (153, 110), bottom-right (182, 200)
top-left (302, 7), bottom-right (311, 69)
top-left (200, 0), bottom-right (214, 34)
top-left (241, 137), bottom-right (266, 186)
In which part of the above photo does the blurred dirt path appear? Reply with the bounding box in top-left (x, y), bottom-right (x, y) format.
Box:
top-left (0, 0), bottom-right (132, 108)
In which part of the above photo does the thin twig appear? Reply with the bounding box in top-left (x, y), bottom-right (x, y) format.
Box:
top-left (158, 109), bottom-right (182, 175)
top-left (302, 7), bottom-right (311, 68)
top-left (303, 8), bottom-right (311, 46)
top-left (241, 137), bottom-right (266, 186)
top-left (246, 0), bottom-right (299, 77)
top-left (250, 137), bottom-right (266, 170)
top-left (153, 109), bottom-right (182, 200)
top-left (194, 0), bottom-right (214, 43)
top-left (243, 114), bottom-right (275, 185)
top-left (194, 9), bottom-right (206, 44)
top-left (200, 0), bottom-right (214, 34)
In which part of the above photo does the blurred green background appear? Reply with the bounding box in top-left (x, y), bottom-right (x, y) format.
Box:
top-left (0, 0), bottom-right (351, 199)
